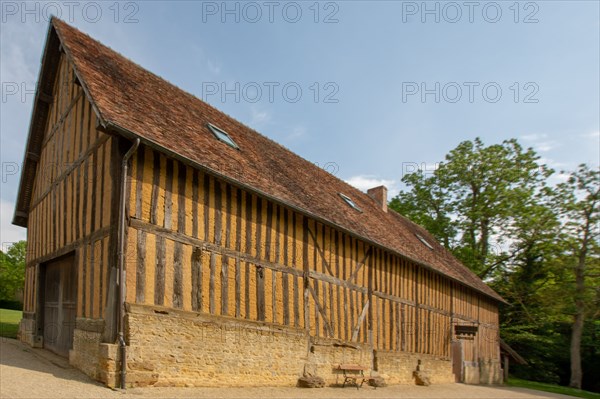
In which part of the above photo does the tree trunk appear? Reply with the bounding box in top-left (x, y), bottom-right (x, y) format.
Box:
top-left (569, 304), bottom-right (584, 389)
top-left (569, 221), bottom-right (589, 390)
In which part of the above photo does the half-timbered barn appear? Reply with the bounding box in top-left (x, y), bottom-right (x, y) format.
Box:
top-left (14, 18), bottom-right (504, 388)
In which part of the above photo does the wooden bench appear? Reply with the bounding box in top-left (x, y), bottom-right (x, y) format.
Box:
top-left (335, 364), bottom-right (368, 389)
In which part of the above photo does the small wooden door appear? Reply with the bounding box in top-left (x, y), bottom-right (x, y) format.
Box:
top-left (43, 254), bottom-right (77, 357)
top-left (452, 340), bottom-right (464, 383)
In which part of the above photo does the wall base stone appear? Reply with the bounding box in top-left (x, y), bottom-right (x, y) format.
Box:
top-left (18, 304), bottom-right (503, 388)
top-left (124, 304), bottom-right (308, 387)
top-left (69, 318), bottom-right (106, 381)
top-left (18, 313), bottom-right (43, 348)
top-left (375, 350), bottom-right (454, 385)
top-left (306, 337), bottom-right (373, 386)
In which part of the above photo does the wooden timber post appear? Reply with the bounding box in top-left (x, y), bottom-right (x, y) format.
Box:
top-left (367, 246), bottom-right (374, 346)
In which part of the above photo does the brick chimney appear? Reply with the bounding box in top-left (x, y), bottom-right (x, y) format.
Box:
top-left (367, 185), bottom-right (388, 213)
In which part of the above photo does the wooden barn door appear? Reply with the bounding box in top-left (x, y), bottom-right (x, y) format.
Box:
top-left (452, 340), bottom-right (464, 382)
top-left (42, 254), bottom-right (77, 357)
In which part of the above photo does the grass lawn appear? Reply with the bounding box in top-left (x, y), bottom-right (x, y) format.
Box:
top-left (507, 377), bottom-right (600, 399)
top-left (0, 308), bottom-right (22, 339)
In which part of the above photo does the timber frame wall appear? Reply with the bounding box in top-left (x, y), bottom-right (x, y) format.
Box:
top-left (125, 145), bottom-right (500, 363)
top-left (21, 51), bottom-right (121, 342)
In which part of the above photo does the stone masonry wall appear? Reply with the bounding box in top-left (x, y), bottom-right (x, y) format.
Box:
top-left (123, 304), bottom-right (309, 387)
top-left (21, 303), bottom-right (500, 387)
top-left (306, 337), bottom-right (373, 386)
top-left (69, 318), bottom-right (105, 380)
top-left (118, 304), bottom-right (464, 387)
top-left (375, 350), bottom-right (455, 385)
top-left (36, 304), bottom-right (502, 387)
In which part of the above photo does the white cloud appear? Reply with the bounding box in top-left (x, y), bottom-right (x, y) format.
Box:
top-left (345, 175), bottom-right (397, 200)
top-left (581, 131), bottom-right (600, 140)
top-left (520, 133), bottom-right (548, 141)
top-left (250, 107), bottom-right (271, 126)
top-left (287, 126), bottom-right (306, 140)
top-left (547, 172), bottom-right (572, 185)
top-left (0, 199), bottom-right (27, 247)
top-left (207, 59), bottom-right (221, 75)
top-left (519, 133), bottom-right (559, 153)
top-left (0, 22), bottom-right (42, 85)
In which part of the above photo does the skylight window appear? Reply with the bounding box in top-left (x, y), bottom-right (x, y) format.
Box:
top-left (339, 193), bottom-right (362, 212)
top-left (415, 234), bottom-right (434, 250)
top-left (208, 123), bottom-right (239, 149)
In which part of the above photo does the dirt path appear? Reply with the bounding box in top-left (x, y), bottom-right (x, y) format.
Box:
top-left (0, 338), bottom-right (576, 399)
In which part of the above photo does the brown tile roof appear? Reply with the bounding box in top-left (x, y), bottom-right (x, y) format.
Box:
top-left (34, 18), bottom-right (504, 302)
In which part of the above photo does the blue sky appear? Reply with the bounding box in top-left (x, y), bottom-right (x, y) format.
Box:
top-left (1, 1), bottom-right (599, 245)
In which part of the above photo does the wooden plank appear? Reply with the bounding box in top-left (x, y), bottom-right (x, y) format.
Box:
top-left (282, 269), bottom-right (289, 325)
top-left (154, 236), bottom-right (166, 306)
top-left (235, 188), bottom-right (242, 252)
top-left (415, 266), bottom-right (420, 353)
top-left (103, 137), bottom-right (123, 342)
top-left (293, 274), bottom-right (300, 327)
top-left (390, 297), bottom-right (395, 351)
top-left (150, 152), bottom-right (161, 225)
top-left (177, 160), bottom-right (187, 234)
top-left (349, 286), bottom-right (355, 342)
top-left (302, 217), bottom-right (309, 272)
top-left (381, 297), bottom-right (386, 349)
top-left (334, 284), bottom-right (341, 339)
top-left (245, 192), bottom-right (252, 255)
top-left (274, 205), bottom-right (281, 263)
top-left (209, 252), bottom-right (216, 314)
top-left (235, 258), bottom-right (241, 318)
top-left (202, 174), bottom-right (210, 242)
top-left (308, 280), bottom-right (333, 337)
top-left (352, 299), bottom-right (369, 342)
top-left (221, 255), bottom-right (229, 315)
top-left (255, 197), bottom-right (262, 258)
top-left (135, 146), bottom-right (145, 219)
top-left (265, 201), bottom-right (273, 261)
top-left (256, 265), bottom-right (265, 321)
top-left (225, 184), bottom-right (232, 248)
top-left (192, 170), bottom-right (199, 238)
top-left (135, 230), bottom-right (146, 303)
top-left (362, 291), bottom-right (368, 343)
top-left (191, 247), bottom-right (202, 311)
top-left (327, 278), bottom-right (334, 336)
top-left (164, 159), bottom-right (174, 229)
top-left (93, 240), bottom-right (102, 318)
top-left (172, 241), bottom-right (183, 308)
top-left (283, 209), bottom-right (289, 265)
top-left (303, 282), bottom-right (310, 331)
top-left (101, 142), bottom-right (110, 229)
top-left (239, 260), bottom-right (248, 318)
top-left (214, 180), bottom-right (222, 245)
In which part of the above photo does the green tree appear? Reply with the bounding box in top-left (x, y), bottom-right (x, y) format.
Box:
top-left (0, 241), bottom-right (27, 302)
top-left (551, 165), bottom-right (600, 389)
top-left (390, 137), bottom-right (551, 278)
top-left (389, 170), bottom-right (455, 247)
top-left (391, 139), bottom-right (600, 389)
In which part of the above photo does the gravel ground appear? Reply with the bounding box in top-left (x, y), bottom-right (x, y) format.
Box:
top-left (0, 338), bottom-right (576, 399)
